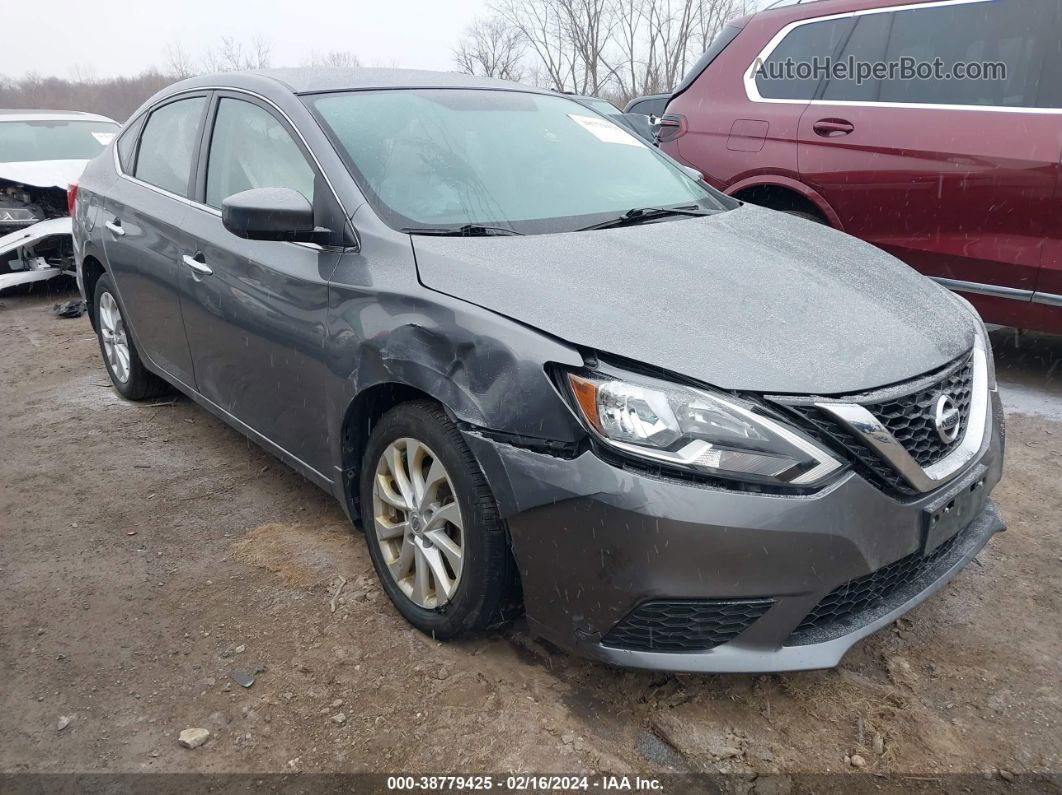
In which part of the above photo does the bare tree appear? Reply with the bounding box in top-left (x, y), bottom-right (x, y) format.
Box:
top-left (165, 43), bottom-right (198, 79)
top-left (309, 50), bottom-right (361, 69)
top-left (204, 34), bottom-right (272, 72)
top-left (454, 17), bottom-right (526, 81)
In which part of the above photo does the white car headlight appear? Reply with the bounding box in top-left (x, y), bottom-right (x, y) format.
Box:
top-left (565, 369), bottom-right (842, 486)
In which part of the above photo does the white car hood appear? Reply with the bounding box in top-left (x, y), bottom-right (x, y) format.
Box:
top-left (0, 160), bottom-right (88, 190)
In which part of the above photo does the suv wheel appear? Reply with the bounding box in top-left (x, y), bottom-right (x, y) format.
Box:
top-left (360, 400), bottom-right (514, 639)
top-left (93, 274), bottom-right (169, 400)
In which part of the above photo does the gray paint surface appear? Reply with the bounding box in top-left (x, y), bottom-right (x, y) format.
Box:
top-left (413, 204), bottom-right (976, 395)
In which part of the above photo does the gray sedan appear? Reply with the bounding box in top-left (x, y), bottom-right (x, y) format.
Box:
top-left (72, 68), bottom-right (1004, 672)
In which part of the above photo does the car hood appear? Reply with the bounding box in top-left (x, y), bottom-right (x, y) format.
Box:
top-left (411, 204), bottom-right (976, 395)
top-left (0, 160), bottom-right (88, 190)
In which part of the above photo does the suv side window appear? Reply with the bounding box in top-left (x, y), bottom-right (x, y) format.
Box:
top-left (822, 14), bottom-right (891, 102)
top-left (205, 98), bottom-right (315, 210)
top-left (755, 17), bottom-right (855, 100)
top-left (115, 115), bottom-right (145, 174)
top-left (134, 97), bottom-right (206, 196)
top-left (878, 1), bottom-right (1052, 108)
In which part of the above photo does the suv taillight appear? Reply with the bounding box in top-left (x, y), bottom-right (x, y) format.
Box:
top-left (66, 182), bottom-right (79, 218)
top-left (655, 113), bottom-right (687, 143)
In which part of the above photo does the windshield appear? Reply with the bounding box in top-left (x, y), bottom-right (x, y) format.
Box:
top-left (308, 89), bottom-right (732, 234)
top-left (0, 119), bottom-right (119, 163)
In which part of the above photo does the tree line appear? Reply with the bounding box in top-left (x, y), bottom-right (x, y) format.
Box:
top-left (455, 0), bottom-right (751, 105)
top-left (0, 0), bottom-right (750, 122)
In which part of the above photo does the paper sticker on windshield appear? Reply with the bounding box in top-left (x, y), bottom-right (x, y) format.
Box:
top-left (92, 132), bottom-right (116, 145)
top-left (567, 114), bottom-right (642, 147)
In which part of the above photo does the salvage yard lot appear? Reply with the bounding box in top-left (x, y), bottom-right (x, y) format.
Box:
top-left (1, 284), bottom-right (1060, 782)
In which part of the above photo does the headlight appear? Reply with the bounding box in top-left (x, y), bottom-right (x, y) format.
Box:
top-left (0, 207), bottom-right (39, 227)
top-left (565, 369), bottom-right (842, 486)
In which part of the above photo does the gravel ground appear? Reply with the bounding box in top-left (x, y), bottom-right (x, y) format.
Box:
top-left (1, 282), bottom-right (1060, 787)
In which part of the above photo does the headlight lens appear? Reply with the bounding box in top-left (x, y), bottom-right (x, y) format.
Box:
top-left (566, 370), bottom-right (842, 486)
top-left (0, 207), bottom-right (39, 227)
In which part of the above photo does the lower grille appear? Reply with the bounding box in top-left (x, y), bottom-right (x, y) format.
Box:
top-left (601, 598), bottom-right (773, 652)
top-left (786, 526), bottom-right (968, 645)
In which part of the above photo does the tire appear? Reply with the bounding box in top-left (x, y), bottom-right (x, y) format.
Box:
top-left (93, 274), bottom-right (169, 401)
top-left (360, 399), bottom-right (515, 639)
top-left (783, 209), bottom-right (826, 225)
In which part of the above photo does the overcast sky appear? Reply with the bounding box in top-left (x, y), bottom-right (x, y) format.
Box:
top-left (1, 0), bottom-right (490, 79)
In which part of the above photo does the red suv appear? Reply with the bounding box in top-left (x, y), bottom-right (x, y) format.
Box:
top-left (659, 0), bottom-right (1062, 333)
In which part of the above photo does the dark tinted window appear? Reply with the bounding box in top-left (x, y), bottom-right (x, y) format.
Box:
top-left (206, 98), bottom-right (315, 209)
top-left (822, 14), bottom-right (890, 102)
top-left (626, 97), bottom-right (669, 117)
top-left (878, 1), bottom-right (1054, 107)
top-left (756, 17), bottom-right (855, 100)
top-left (673, 24), bottom-right (742, 98)
top-left (1039, 16), bottom-right (1062, 108)
top-left (134, 97), bottom-right (205, 196)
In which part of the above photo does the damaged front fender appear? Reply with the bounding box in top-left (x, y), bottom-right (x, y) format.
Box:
top-left (0, 217), bottom-right (73, 290)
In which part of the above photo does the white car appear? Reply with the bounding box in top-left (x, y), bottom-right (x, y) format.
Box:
top-left (0, 109), bottom-right (119, 290)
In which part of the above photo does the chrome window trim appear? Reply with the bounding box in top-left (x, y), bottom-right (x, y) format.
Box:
top-left (112, 85), bottom-right (358, 250)
top-left (815, 335), bottom-right (990, 493)
top-left (744, 0), bottom-right (1062, 115)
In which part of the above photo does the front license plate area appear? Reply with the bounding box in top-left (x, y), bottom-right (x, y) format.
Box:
top-left (921, 467), bottom-right (988, 555)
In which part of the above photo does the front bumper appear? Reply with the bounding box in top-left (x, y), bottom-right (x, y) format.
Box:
top-left (463, 391), bottom-right (1005, 673)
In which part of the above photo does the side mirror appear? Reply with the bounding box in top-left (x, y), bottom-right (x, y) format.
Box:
top-left (222, 187), bottom-right (329, 244)
top-left (681, 165), bottom-right (704, 183)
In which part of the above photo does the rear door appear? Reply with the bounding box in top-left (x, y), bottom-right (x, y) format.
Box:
top-left (178, 93), bottom-right (341, 476)
top-left (101, 94), bottom-right (208, 387)
top-left (1033, 20), bottom-right (1062, 318)
top-left (795, 0), bottom-right (1057, 302)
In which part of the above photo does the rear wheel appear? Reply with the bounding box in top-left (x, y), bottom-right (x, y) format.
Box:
top-left (359, 400), bottom-right (515, 639)
top-left (93, 274), bottom-right (169, 401)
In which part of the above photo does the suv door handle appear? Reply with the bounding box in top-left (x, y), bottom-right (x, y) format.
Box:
top-left (105, 220), bottom-right (125, 237)
top-left (182, 253), bottom-right (213, 276)
top-left (813, 118), bottom-right (855, 137)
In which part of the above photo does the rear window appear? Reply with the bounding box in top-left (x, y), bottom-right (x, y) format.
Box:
top-left (0, 119), bottom-right (119, 162)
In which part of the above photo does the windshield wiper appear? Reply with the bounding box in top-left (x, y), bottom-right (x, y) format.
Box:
top-left (577, 206), bottom-right (717, 232)
top-left (400, 224), bottom-right (524, 237)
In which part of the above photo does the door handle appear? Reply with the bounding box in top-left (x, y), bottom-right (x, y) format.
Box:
top-left (182, 253), bottom-right (213, 276)
top-left (813, 118), bottom-right (855, 137)
top-left (105, 220), bottom-right (125, 237)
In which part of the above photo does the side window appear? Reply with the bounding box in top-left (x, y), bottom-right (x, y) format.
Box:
top-left (755, 17), bottom-right (855, 100)
top-left (134, 97), bottom-right (205, 196)
top-left (1036, 6), bottom-right (1062, 109)
top-left (822, 14), bottom-right (891, 102)
top-left (115, 115), bottom-right (144, 174)
top-left (878, 1), bottom-right (1052, 108)
top-left (205, 98), bottom-right (315, 210)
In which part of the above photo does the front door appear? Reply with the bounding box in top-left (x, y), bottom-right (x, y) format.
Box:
top-left (179, 94), bottom-right (341, 476)
top-left (101, 94), bottom-right (209, 387)
top-left (795, 0), bottom-right (1057, 300)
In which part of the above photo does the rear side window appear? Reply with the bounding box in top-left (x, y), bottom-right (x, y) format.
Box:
top-left (115, 115), bottom-right (144, 173)
top-left (877, 1), bottom-right (1054, 108)
top-left (755, 17), bottom-right (855, 100)
top-left (673, 24), bottom-right (742, 99)
top-left (134, 97), bottom-right (206, 196)
top-left (205, 98), bottom-right (315, 209)
top-left (821, 13), bottom-right (891, 102)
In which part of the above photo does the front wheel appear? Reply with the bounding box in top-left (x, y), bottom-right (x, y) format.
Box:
top-left (359, 400), bottom-right (515, 639)
top-left (93, 274), bottom-right (169, 401)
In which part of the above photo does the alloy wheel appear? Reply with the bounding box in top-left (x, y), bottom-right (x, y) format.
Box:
top-left (372, 437), bottom-right (465, 609)
top-left (99, 291), bottom-right (130, 384)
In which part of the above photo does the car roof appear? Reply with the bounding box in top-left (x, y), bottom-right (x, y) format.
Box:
top-left (168, 67), bottom-right (550, 97)
top-left (0, 109), bottom-right (117, 124)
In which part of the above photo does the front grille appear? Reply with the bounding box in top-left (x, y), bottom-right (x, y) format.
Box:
top-left (601, 598), bottom-right (773, 652)
top-left (863, 356), bottom-right (974, 467)
top-left (777, 352), bottom-right (975, 497)
top-left (786, 525), bottom-right (967, 645)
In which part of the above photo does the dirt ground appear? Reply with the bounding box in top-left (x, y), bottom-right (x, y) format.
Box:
top-left (1, 282), bottom-right (1060, 787)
